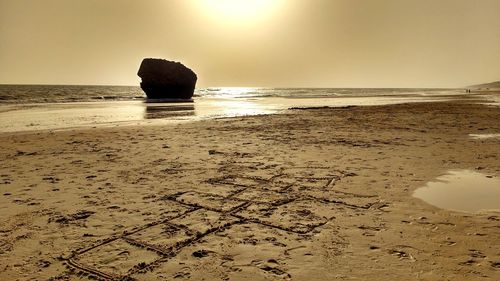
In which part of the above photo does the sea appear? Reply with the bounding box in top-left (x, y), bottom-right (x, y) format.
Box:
top-left (0, 85), bottom-right (492, 133)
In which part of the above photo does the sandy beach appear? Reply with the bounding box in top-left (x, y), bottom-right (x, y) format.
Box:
top-left (0, 100), bottom-right (499, 280)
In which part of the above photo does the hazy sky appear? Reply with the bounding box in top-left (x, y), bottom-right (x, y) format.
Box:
top-left (1, 0), bottom-right (499, 87)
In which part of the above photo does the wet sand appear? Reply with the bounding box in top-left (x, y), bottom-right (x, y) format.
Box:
top-left (0, 100), bottom-right (499, 280)
top-left (0, 93), bottom-right (462, 133)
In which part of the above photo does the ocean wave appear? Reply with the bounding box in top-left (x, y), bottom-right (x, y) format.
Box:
top-left (0, 85), bottom-right (462, 104)
top-left (0, 85), bottom-right (145, 104)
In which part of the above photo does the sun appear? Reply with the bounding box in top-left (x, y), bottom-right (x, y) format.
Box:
top-left (199, 0), bottom-right (283, 23)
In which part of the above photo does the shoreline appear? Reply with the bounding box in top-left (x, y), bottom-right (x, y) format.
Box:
top-left (0, 100), bottom-right (499, 280)
top-left (0, 91), bottom-right (494, 134)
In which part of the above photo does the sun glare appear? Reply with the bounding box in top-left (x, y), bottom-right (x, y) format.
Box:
top-left (199, 0), bottom-right (282, 23)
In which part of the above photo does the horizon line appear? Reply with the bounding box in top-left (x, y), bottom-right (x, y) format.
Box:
top-left (0, 83), bottom-right (465, 89)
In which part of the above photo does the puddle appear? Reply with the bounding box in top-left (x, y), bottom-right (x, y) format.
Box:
top-left (413, 170), bottom-right (500, 213)
top-left (469, 133), bottom-right (500, 139)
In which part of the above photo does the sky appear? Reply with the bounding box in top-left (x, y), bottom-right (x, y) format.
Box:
top-left (1, 0), bottom-right (499, 88)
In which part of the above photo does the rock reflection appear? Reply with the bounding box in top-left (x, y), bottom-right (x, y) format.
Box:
top-left (144, 104), bottom-right (195, 119)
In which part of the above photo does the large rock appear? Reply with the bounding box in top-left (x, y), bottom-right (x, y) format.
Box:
top-left (137, 58), bottom-right (197, 100)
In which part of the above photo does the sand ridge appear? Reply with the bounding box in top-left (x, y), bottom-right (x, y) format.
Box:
top-left (0, 101), bottom-right (499, 280)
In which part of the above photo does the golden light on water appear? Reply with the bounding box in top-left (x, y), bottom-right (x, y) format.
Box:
top-left (198, 0), bottom-right (283, 23)
top-left (220, 87), bottom-right (256, 96)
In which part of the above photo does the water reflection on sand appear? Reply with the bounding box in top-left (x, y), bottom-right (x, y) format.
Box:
top-left (0, 94), bottom-right (468, 133)
top-left (469, 133), bottom-right (500, 139)
top-left (413, 170), bottom-right (500, 213)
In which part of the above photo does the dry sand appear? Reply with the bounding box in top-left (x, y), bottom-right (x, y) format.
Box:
top-left (0, 100), bottom-right (499, 280)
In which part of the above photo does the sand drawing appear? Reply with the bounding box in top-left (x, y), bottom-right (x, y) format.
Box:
top-left (62, 168), bottom-right (378, 280)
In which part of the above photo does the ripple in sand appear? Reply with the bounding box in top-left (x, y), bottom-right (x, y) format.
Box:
top-left (413, 170), bottom-right (500, 213)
